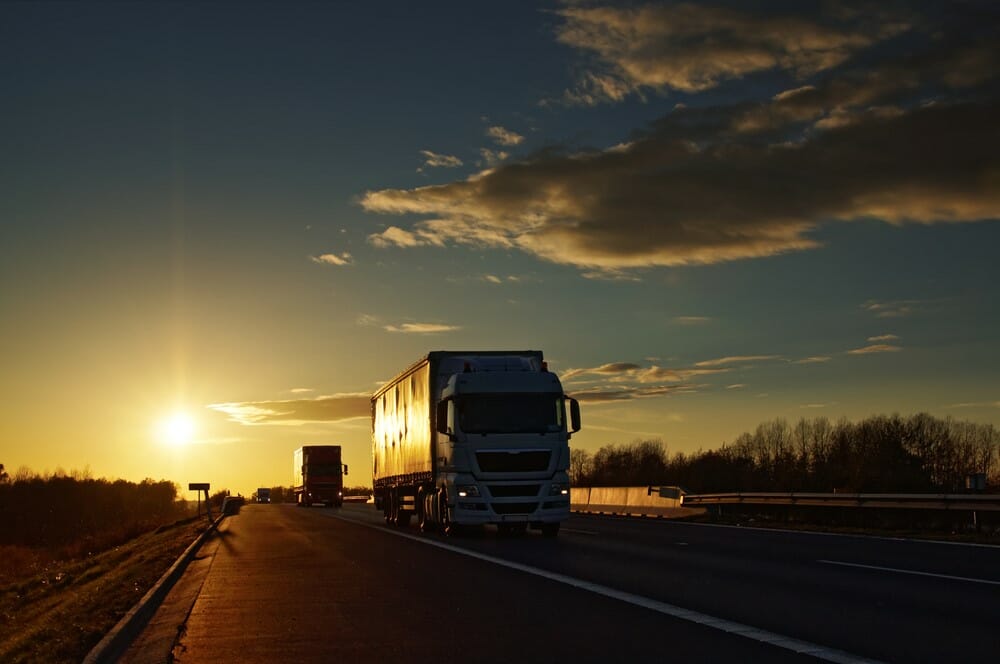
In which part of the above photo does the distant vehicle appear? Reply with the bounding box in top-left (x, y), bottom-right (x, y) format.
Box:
top-left (372, 350), bottom-right (580, 536)
top-left (257, 487), bottom-right (271, 504)
top-left (294, 445), bottom-right (348, 507)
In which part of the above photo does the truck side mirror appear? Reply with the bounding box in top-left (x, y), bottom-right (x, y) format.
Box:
top-left (569, 398), bottom-right (581, 434)
top-left (343, 464), bottom-right (348, 476)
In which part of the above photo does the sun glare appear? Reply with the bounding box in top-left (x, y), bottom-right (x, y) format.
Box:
top-left (157, 412), bottom-right (196, 446)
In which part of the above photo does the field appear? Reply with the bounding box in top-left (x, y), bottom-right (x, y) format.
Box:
top-left (0, 517), bottom-right (207, 663)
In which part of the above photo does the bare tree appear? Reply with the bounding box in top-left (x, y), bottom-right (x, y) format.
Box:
top-left (569, 448), bottom-right (592, 485)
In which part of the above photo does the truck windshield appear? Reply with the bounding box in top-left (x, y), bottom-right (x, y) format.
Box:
top-left (458, 393), bottom-right (564, 434)
top-left (305, 464), bottom-right (342, 475)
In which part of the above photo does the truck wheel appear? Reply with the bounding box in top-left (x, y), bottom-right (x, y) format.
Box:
top-left (540, 523), bottom-right (560, 537)
top-left (397, 510), bottom-right (411, 528)
top-left (439, 491), bottom-right (461, 536)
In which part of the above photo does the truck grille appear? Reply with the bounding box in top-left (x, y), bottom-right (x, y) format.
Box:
top-left (488, 484), bottom-right (540, 498)
top-left (491, 502), bottom-right (538, 515)
top-left (476, 451), bottom-right (551, 473)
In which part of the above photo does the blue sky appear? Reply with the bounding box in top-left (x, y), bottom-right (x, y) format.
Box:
top-left (2, 1), bottom-right (998, 494)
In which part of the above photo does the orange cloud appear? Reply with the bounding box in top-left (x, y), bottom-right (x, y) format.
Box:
top-left (847, 344), bottom-right (902, 355)
top-left (207, 393), bottom-right (371, 425)
top-left (553, 4), bottom-right (888, 101)
top-left (383, 322), bottom-right (460, 334)
top-left (363, 7), bottom-right (998, 276)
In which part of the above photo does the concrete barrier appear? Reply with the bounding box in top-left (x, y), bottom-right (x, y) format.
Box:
top-left (572, 486), bottom-right (704, 519)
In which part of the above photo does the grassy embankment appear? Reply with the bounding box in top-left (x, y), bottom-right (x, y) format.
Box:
top-left (0, 516), bottom-right (208, 663)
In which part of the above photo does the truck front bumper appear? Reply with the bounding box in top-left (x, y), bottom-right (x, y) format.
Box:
top-left (453, 499), bottom-right (569, 525)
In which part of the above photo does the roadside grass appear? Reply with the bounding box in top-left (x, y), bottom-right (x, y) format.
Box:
top-left (0, 517), bottom-right (208, 663)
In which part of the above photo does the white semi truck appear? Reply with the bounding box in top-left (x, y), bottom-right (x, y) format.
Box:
top-left (372, 350), bottom-right (580, 536)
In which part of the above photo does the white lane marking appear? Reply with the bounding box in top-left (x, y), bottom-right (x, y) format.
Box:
top-left (332, 512), bottom-right (881, 664)
top-left (654, 518), bottom-right (1000, 549)
top-left (817, 559), bottom-right (1000, 586)
top-left (561, 527), bottom-right (599, 535)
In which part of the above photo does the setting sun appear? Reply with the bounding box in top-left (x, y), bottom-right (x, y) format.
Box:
top-left (156, 413), bottom-right (196, 446)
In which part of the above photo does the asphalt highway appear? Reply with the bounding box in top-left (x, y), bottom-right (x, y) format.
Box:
top-left (146, 504), bottom-right (999, 663)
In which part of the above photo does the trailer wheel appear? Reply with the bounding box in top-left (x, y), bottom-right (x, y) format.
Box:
top-left (383, 490), bottom-right (393, 525)
top-left (417, 488), bottom-right (434, 532)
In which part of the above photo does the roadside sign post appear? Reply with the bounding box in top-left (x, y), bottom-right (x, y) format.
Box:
top-left (189, 482), bottom-right (211, 519)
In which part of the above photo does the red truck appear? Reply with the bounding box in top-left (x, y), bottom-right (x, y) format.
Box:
top-left (294, 445), bottom-right (348, 507)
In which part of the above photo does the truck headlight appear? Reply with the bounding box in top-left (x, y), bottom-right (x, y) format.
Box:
top-left (549, 484), bottom-right (569, 496)
top-left (457, 485), bottom-right (480, 498)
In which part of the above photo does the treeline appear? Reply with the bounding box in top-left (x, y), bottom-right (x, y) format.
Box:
top-left (572, 414), bottom-right (999, 493)
top-left (0, 468), bottom-right (183, 547)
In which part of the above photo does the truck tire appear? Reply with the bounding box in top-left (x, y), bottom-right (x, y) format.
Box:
top-left (384, 490), bottom-right (396, 525)
top-left (439, 491), bottom-right (459, 536)
top-left (417, 488), bottom-right (434, 532)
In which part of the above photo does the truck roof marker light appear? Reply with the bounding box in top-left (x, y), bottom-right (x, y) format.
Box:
top-left (541, 361), bottom-right (548, 372)
top-left (464, 361), bottom-right (472, 373)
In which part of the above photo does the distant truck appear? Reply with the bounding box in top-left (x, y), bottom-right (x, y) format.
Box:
top-left (257, 487), bottom-right (271, 504)
top-left (372, 350), bottom-right (580, 536)
top-left (294, 445), bottom-right (348, 507)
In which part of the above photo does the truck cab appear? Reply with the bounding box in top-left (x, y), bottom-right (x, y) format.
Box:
top-left (434, 360), bottom-right (580, 535)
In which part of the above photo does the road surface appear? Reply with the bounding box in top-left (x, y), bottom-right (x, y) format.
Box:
top-left (127, 503), bottom-right (1000, 663)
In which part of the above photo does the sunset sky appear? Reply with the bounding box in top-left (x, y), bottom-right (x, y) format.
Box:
top-left (2, 1), bottom-right (998, 497)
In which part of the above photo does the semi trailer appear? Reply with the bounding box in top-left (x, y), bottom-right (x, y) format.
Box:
top-left (372, 350), bottom-right (580, 536)
top-left (294, 445), bottom-right (348, 507)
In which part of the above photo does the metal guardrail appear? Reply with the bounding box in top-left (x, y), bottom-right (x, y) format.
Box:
top-left (680, 492), bottom-right (1000, 512)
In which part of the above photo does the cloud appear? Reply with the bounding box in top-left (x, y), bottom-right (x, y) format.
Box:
top-left (356, 313), bottom-right (380, 326)
top-left (552, 4), bottom-right (897, 102)
top-left (570, 384), bottom-right (698, 403)
top-left (479, 148), bottom-right (510, 167)
top-left (694, 355), bottom-right (781, 368)
top-left (486, 126), bottom-right (524, 146)
top-left (847, 344), bottom-right (902, 355)
top-left (290, 388), bottom-right (313, 394)
top-left (946, 401), bottom-right (1000, 409)
top-left (368, 225), bottom-right (444, 249)
top-left (726, 384), bottom-right (745, 389)
top-left (362, 8), bottom-right (999, 276)
top-left (673, 316), bottom-right (711, 325)
top-left (310, 252), bottom-right (353, 266)
top-left (868, 334), bottom-right (900, 342)
top-left (207, 393), bottom-right (370, 425)
top-left (863, 300), bottom-right (920, 318)
top-left (384, 322), bottom-right (461, 334)
top-left (481, 274), bottom-right (522, 284)
top-left (561, 361), bottom-right (727, 383)
top-left (794, 356), bottom-right (832, 364)
top-left (419, 150), bottom-right (463, 169)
